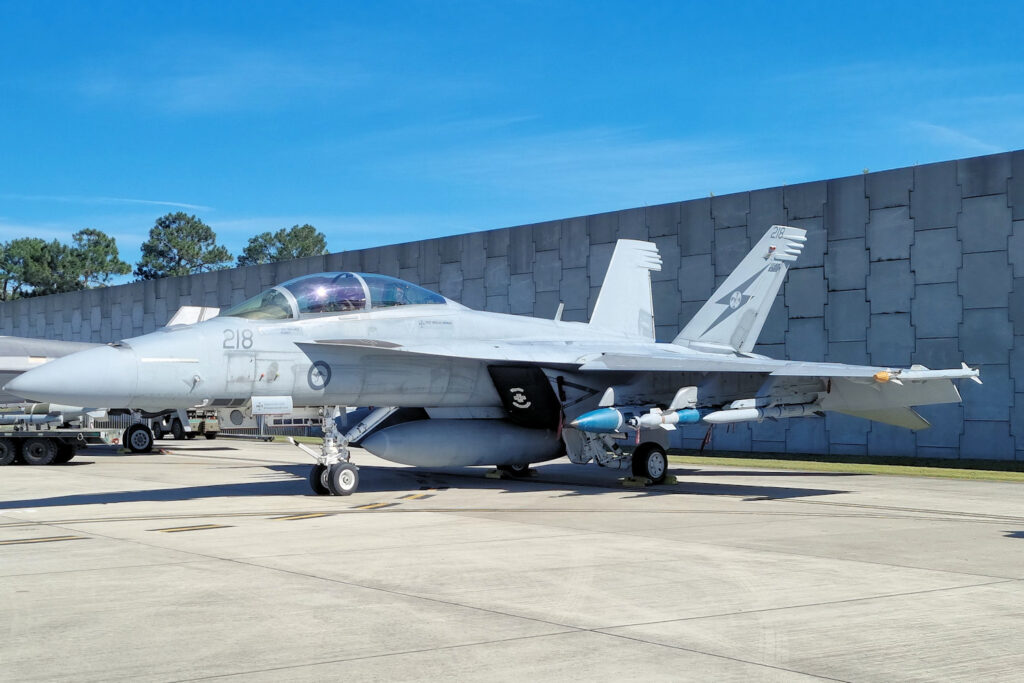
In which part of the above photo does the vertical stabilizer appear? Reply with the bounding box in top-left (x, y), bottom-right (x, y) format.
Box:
top-left (589, 240), bottom-right (663, 339)
top-left (674, 225), bottom-right (806, 353)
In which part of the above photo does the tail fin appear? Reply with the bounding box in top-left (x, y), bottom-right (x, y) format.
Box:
top-left (674, 225), bottom-right (806, 353)
top-left (589, 239), bottom-right (662, 339)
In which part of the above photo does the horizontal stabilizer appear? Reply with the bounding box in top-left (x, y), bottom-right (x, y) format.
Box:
top-left (836, 408), bottom-right (931, 431)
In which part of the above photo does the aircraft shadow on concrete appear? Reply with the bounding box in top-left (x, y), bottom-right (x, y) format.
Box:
top-left (0, 461), bottom-right (852, 510)
top-left (1003, 531), bottom-right (1024, 539)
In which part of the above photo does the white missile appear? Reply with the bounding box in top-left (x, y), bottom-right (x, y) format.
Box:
top-left (702, 403), bottom-right (820, 425)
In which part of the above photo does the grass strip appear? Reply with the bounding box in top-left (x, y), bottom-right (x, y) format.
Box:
top-left (669, 452), bottom-right (1024, 482)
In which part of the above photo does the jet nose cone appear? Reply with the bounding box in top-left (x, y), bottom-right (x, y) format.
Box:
top-left (5, 345), bottom-right (139, 407)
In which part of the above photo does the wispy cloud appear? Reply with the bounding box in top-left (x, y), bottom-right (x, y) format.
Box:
top-left (2, 194), bottom-right (212, 211)
top-left (380, 126), bottom-right (800, 208)
top-left (906, 122), bottom-right (1003, 156)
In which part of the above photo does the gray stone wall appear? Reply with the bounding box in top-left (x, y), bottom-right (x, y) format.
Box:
top-left (3, 150), bottom-right (1021, 459)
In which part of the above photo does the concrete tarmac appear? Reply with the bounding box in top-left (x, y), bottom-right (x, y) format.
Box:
top-left (1, 438), bottom-right (1023, 682)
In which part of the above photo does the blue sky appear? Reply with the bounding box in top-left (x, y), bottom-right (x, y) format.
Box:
top-left (1, 1), bottom-right (1022, 278)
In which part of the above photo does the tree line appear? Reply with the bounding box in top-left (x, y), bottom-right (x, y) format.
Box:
top-left (0, 212), bottom-right (328, 301)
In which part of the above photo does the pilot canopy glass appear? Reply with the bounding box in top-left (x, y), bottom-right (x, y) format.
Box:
top-left (222, 272), bottom-right (446, 320)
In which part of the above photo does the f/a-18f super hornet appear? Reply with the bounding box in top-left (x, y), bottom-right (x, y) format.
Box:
top-left (7, 226), bottom-right (980, 494)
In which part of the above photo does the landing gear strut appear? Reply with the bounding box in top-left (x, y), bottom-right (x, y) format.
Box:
top-left (289, 406), bottom-right (397, 496)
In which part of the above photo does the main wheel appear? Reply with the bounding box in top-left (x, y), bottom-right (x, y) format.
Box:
top-left (631, 442), bottom-right (668, 483)
top-left (326, 462), bottom-right (359, 496)
top-left (498, 463), bottom-right (531, 477)
top-left (21, 437), bottom-right (57, 466)
top-left (54, 443), bottom-right (76, 464)
top-left (309, 464), bottom-right (330, 495)
top-left (125, 424), bottom-right (154, 453)
top-left (0, 438), bottom-right (17, 466)
top-left (170, 419), bottom-right (186, 440)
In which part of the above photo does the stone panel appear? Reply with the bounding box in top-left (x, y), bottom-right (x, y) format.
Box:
top-left (559, 217), bottom-right (589, 268)
top-left (484, 258), bottom-right (509, 293)
top-left (1008, 221), bottom-right (1024, 278)
top-left (588, 243), bottom-right (615, 286)
top-left (868, 313), bottom-right (914, 366)
top-left (960, 421), bottom-right (1015, 460)
top-left (1010, 150), bottom-right (1024, 220)
top-left (650, 235), bottom-right (680, 283)
top-left (439, 262), bottom-right (463, 300)
top-left (588, 212), bottom-right (618, 244)
top-left (911, 284), bottom-right (962, 339)
top-left (914, 403), bottom-right (964, 448)
top-left (957, 152), bottom-right (1011, 198)
top-left (646, 202), bottom-right (679, 238)
top-left (824, 238), bottom-right (869, 291)
top-left (959, 308), bottom-right (1012, 364)
top-left (867, 259), bottom-right (912, 314)
top-left (486, 228), bottom-right (510, 257)
top-left (824, 175), bottom-right (868, 239)
top-left (461, 278), bottom-right (485, 310)
top-left (911, 160), bottom-right (960, 230)
top-left (559, 268), bottom-right (589, 311)
top-left (784, 180), bottom-right (827, 219)
top-left (958, 194), bottom-right (1012, 253)
top-left (678, 254), bottom-right (714, 302)
top-left (826, 413), bottom-right (869, 445)
top-left (787, 217), bottom-right (826, 268)
top-left (866, 206), bottom-right (914, 261)
top-left (786, 418), bottom-right (828, 454)
top-left (711, 192), bottom-right (749, 228)
top-left (509, 227), bottom-right (535, 275)
top-left (759, 293), bottom-right (788, 345)
top-left (747, 187), bottom-right (786, 236)
top-left (786, 317), bottom-right (826, 361)
top-left (533, 290), bottom-right (561, 319)
top-left (911, 228), bottom-right (961, 284)
top-left (866, 166), bottom-right (913, 209)
top-left (618, 207), bottom-right (647, 240)
top-left (459, 234), bottom-right (486, 279)
top-left (508, 274), bottom-right (534, 315)
top-left (825, 290), bottom-right (869, 342)
top-left (652, 280), bottom-right (680, 328)
top-left (960, 364), bottom-right (1011, 421)
top-left (826, 341), bottom-right (868, 365)
top-left (959, 251), bottom-right (1012, 309)
top-left (713, 226), bottom-right (749, 276)
top-left (531, 220), bottom-right (560, 252)
top-left (678, 198), bottom-right (713, 255)
top-left (867, 423), bottom-right (916, 456)
top-left (785, 267), bottom-right (826, 318)
top-left (533, 250), bottom-right (562, 292)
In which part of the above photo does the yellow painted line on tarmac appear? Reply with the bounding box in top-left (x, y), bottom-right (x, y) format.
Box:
top-left (152, 524), bottom-right (232, 533)
top-left (353, 502), bottom-right (399, 510)
top-left (0, 535), bottom-right (86, 546)
top-left (400, 493), bottom-right (434, 500)
top-left (271, 512), bottom-right (333, 521)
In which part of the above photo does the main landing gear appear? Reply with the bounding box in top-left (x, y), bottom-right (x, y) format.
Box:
top-left (289, 406), bottom-right (397, 496)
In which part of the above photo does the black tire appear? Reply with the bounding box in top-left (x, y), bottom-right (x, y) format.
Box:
top-left (0, 438), bottom-right (17, 466)
top-left (498, 463), bottom-right (531, 477)
top-left (631, 442), bottom-right (668, 483)
top-left (153, 428), bottom-right (165, 440)
top-left (125, 424), bottom-right (154, 453)
top-left (204, 432), bottom-right (217, 440)
top-left (327, 462), bottom-right (359, 496)
top-left (21, 437), bottom-right (57, 466)
top-left (53, 443), bottom-right (76, 464)
top-left (170, 419), bottom-right (185, 440)
top-left (309, 464), bottom-right (330, 495)
top-left (185, 433), bottom-right (197, 440)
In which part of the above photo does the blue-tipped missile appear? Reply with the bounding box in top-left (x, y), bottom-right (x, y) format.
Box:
top-left (570, 407), bottom-right (626, 433)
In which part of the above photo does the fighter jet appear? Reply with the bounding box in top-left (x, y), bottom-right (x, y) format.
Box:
top-left (6, 226), bottom-right (980, 495)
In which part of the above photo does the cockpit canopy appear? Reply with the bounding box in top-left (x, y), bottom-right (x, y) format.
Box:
top-left (222, 272), bottom-right (448, 320)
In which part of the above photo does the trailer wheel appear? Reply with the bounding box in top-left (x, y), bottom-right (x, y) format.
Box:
top-left (204, 432), bottom-right (217, 440)
top-left (498, 463), bottom-right (531, 477)
top-left (0, 438), bottom-right (17, 466)
top-left (631, 442), bottom-right (668, 483)
top-left (170, 419), bottom-right (185, 440)
top-left (21, 437), bottom-right (57, 466)
top-left (54, 443), bottom-right (76, 464)
top-left (125, 424), bottom-right (154, 453)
